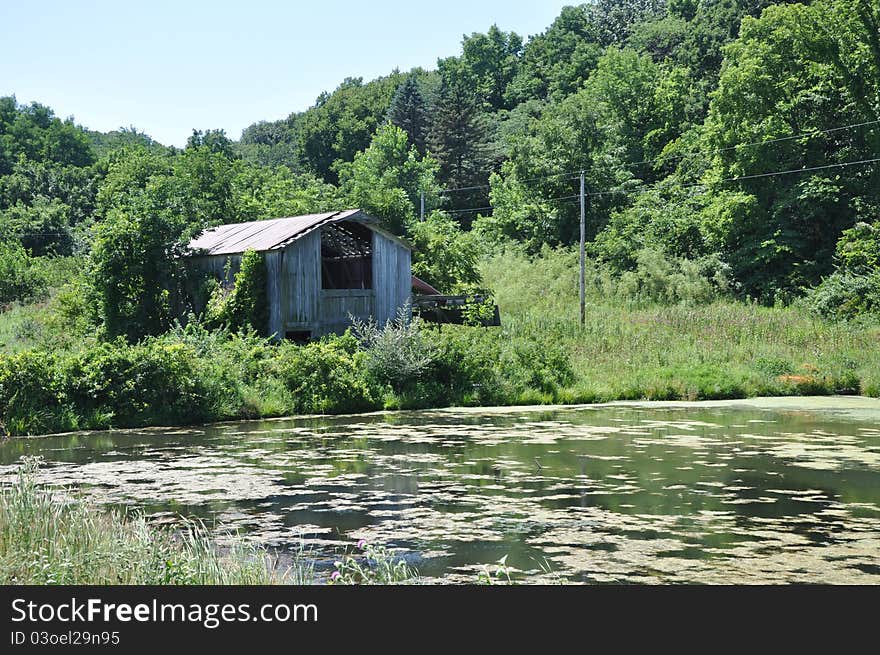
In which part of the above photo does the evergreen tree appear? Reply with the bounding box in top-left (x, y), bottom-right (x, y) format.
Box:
top-left (387, 74), bottom-right (429, 154)
top-left (427, 61), bottom-right (495, 216)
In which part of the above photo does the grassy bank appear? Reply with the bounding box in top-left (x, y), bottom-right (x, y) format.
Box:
top-left (483, 246), bottom-right (880, 402)
top-left (1, 247), bottom-right (878, 437)
top-left (0, 458), bottom-right (420, 585)
top-left (0, 458), bottom-right (284, 584)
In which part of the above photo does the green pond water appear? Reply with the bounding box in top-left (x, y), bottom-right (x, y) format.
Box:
top-left (2, 396), bottom-right (880, 583)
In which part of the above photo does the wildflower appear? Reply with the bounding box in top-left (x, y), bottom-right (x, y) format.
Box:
top-left (330, 571), bottom-right (341, 581)
top-left (357, 539), bottom-right (367, 550)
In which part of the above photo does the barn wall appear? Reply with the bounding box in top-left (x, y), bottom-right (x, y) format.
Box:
top-left (281, 230), bottom-right (320, 331)
top-left (265, 251), bottom-right (283, 339)
top-left (191, 254), bottom-right (242, 282)
top-left (372, 232), bottom-right (412, 326)
top-left (317, 289), bottom-right (374, 336)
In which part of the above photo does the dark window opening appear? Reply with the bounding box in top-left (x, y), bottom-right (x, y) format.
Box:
top-left (285, 330), bottom-right (312, 343)
top-left (321, 222), bottom-right (372, 290)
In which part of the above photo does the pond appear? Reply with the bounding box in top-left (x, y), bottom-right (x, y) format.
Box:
top-left (2, 396), bottom-right (880, 583)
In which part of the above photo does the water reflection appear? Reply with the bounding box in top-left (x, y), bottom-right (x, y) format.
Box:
top-left (2, 399), bottom-right (879, 583)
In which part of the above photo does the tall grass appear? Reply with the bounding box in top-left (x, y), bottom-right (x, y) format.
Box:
top-left (0, 458), bottom-right (420, 585)
top-left (0, 457), bottom-right (284, 584)
top-left (481, 245), bottom-right (880, 402)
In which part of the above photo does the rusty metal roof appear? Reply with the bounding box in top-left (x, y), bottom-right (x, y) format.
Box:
top-left (187, 209), bottom-right (368, 256)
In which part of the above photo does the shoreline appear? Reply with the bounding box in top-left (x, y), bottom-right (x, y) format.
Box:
top-left (8, 393), bottom-right (880, 440)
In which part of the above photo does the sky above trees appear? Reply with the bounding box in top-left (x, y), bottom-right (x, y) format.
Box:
top-left (0, 0), bottom-right (568, 147)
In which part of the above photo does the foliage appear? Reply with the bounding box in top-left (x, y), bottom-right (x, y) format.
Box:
top-left (350, 307), bottom-right (436, 396)
top-left (0, 196), bottom-right (73, 256)
top-left (699, 0), bottom-right (880, 300)
top-left (337, 123), bottom-right (440, 234)
top-left (297, 73), bottom-right (405, 183)
top-left (459, 25), bottom-right (524, 111)
top-left (805, 220), bottom-right (880, 319)
top-left (329, 539), bottom-right (419, 585)
top-left (408, 211), bottom-right (483, 293)
top-left (427, 57), bottom-right (497, 214)
top-left (0, 241), bottom-right (46, 305)
top-left (89, 203), bottom-right (191, 341)
top-left (204, 250), bottom-right (269, 336)
top-left (805, 271), bottom-right (880, 319)
top-left (387, 73), bottom-right (429, 153)
top-left (0, 96), bottom-right (95, 174)
top-left (271, 333), bottom-right (378, 414)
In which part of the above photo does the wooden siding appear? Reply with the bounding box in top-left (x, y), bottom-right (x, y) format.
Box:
top-left (192, 254), bottom-right (242, 283)
top-left (265, 250), bottom-right (283, 338)
top-left (281, 230), bottom-right (320, 330)
top-left (372, 232), bottom-right (412, 325)
top-left (318, 289), bottom-right (374, 335)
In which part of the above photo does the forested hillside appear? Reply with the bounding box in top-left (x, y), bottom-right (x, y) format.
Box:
top-left (1, 0), bottom-right (879, 435)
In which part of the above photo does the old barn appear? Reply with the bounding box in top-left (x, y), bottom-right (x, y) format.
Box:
top-left (186, 209), bottom-right (411, 340)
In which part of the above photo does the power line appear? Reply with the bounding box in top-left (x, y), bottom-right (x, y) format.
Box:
top-left (439, 171), bottom-right (581, 195)
top-left (443, 193), bottom-right (581, 215)
top-left (434, 118), bottom-right (880, 196)
top-left (583, 156), bottom-right (880, 198)
top-left (437, 156), bottom-right (880, 216)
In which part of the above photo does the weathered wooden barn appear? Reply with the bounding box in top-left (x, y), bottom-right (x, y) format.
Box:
top-left (186, 209), bottom-right (411, 340)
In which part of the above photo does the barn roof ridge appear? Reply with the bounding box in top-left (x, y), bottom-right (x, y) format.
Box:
top-left (186, 208), bottom-right (410, 256)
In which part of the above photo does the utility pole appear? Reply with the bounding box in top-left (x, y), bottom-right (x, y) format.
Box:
top-left (420, 189), bottom-right (425, 222)
top-left (579, 171), bottom-right (585, 325)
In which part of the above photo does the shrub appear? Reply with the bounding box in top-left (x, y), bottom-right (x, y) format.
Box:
top-left (0, 350), bottom-right (69, 435)
top-left (61, 338), bottom-right (214, 426)
top-left (203, 249), bottom-right (269, 335)
top-left (0, 241), bottom-right (46, 305)
top-left (805, 271), bottom-right (880, 319)
top-left (351, 308), bottom-right (436, 395)
top-left (272, 333), bottom-right (379, 414)
top-left (616, 248), bottom-right (726, 305)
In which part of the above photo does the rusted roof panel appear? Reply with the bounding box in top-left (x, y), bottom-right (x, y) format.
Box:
top-left (187, 209), bottom-right (366, 256)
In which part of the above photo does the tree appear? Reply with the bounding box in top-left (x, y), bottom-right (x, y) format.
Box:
top-left (297, 73), bottom-right (404, 183)
top-left (0, 197), bottom-right (72, 256)
top-left (187, 129), bottom-right (235, 158)
top-left (90, 198), bottom-right (191, 341)
top-left (231, 162), bottom-right (340, 222)
top-left (337, 123), bottom-right (440, 235)
top-left (427, 59), bottom-right (496, 215)
top-left (0, 97), bottom-right (95, 173)
top-left (0, 240), bottom-right (45, 304)
top-left (387, 74), bottom-right (429, 154)
top-left (236, 117), bottom-right (301, 170)
top-left (459, 25), bottom-right (523, 111)
top-left (408, 211), bottom-right (483, 293)
top-left (700, 0), bottom-right (880, 299)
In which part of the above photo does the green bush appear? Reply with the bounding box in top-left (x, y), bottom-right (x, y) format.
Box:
top-left (351, 309), bottom-right (435, 396)
top-left (616, 248), bottom-right (727, 305)
top-left (805, 271), bottom-right (880, 319)
top-left (203, 249), bottom-right (269, 335)
top-left (0, 350), bottom-right (70, 435)
top-left (272, 333), bottom-right (379, 414)
top-left (0, 241), bottom-right (47, 304)
top-left (62, 338), bottom-right (214, 426)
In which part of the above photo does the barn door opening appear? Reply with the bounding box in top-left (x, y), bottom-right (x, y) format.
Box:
top-left (320, 222), bottom-right (373, 289)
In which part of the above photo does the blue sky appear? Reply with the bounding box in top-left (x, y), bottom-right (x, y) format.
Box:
top-left (1, 0), bottom-right (569, 146)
